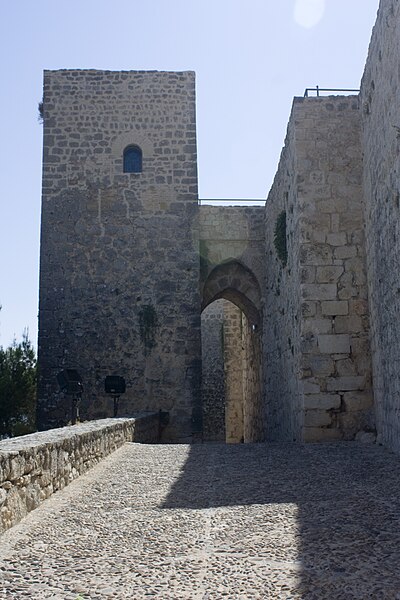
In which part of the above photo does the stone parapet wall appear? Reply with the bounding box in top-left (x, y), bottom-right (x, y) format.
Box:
top-left (360, 0), bottom-right (400, 452)
top-left (0, 414), bottom-right (159, 534)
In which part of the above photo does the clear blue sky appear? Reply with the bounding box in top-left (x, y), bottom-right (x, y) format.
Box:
top-left (0, 0), bottom-right (379, 349)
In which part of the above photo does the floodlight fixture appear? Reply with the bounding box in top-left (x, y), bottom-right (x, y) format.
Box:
top-left (105, 375), bottom-right (126, 417)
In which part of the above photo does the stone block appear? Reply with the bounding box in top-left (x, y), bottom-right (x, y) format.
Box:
top-left (316, 266), bottom-right (344, 283)
top-left (334, 246), bottom-right (357, 260)
top-left (326, 233), bottom-right (347, 246)
top-left (304, 393), bottom-right (341, 410)
top-left (326, 376), bottom-right (365, 391)
top-left (318, 334), bottom-right (350, 354)
top-left (321, 300), bottom-right (349, 316)
top-left (301, 284), bottom-right (337, 300)
top-left (343, 391), bottom-right (373, 411)
top-left (349, 299), bottom-right (368, 316)
top-left (334, 315), bottom-right (364, 334)
top-left (301, 301), bottom-right (317, 317)
top-left (304, 410), bottom-right (332, 427)
top-left (303, 427), bottom-right (342, 442)
top-left (335, 358), bottom-right (357, 377)
top-left (302, 319), bottom-right (332, 335)
top-left (355, 431), bottom-right (376, 444)
top-left (300, 244), bottom-right (333, 265)
top-left (303, 379), bottom-right (321, 394)
top-left (308, 356), bottom-right (335, 376)
top-left (331, 213), bottom-right (340, 232)
top-left (300, 266), bottom-right (316, 283)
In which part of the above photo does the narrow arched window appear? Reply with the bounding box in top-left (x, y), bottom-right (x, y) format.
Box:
top-left (123, 145), bottom-right (142, 173)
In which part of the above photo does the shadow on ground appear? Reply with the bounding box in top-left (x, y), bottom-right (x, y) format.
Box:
top-left (161, 442), bottom-right (400, 599)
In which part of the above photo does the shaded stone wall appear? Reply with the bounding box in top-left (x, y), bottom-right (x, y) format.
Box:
top-left (242, 314), bottom-right (263, 442)
top-left (265, 96), bottom-right (373, 442)
top-left (38, 70), bottom-right (201, 441)
top-left (201, 301), bottom-right (226, 441)
top-left (264, 110), bottom-right (303, 442)
top-left (0, 415), bottom-right (159, 535)
top-left (360, 0), bottom-right (400, 452)
top-left (201, 299), bottom-right (263, 443)
top-left (223, 301), bottom-right (245, 443)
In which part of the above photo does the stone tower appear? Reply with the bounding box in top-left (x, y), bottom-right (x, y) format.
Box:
top-left (37, 70), bottom-right (201, 440)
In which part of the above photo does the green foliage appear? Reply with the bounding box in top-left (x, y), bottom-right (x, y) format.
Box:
top-left (274, 210), bottom-right (288, 267)
top-left (0, 332), bottom-right (37, 438)
top-left (138, 305), bottom-right (158, 356)
top-left (38, 100), bottom-right (44, 124)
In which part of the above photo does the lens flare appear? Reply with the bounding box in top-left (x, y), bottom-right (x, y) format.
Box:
top-left (294, 0), bottom-right (325, 28)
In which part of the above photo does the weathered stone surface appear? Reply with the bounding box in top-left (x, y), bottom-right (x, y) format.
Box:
top-left (360, 0), bottom-right (400, 455)
top-left (326, 376), bottom-right (365, 392)
top-left (0, 415), bottom-right (159, 534)
top-left (316, 266), bottom-right (344, 283)
top-left (304, 410), bottom-right (332, 427)
top-left (321, 300), bottom-right (349, 316)
top-left (304, 393), bottom-right (341, 410)
top-left (344, 391), bottom-right (373, 412)
top-left (318, 334), bottom-right (350, 354)
top-left (265, 94), bottom-right (373, 443)
top-left (38, 71), bottom-right (201, 441)
top-left (4, 443), bottom-right (400, 597)
top-left (302, 427), bottom-right (342, 442)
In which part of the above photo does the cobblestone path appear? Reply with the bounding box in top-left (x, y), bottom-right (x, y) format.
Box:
top-left (1, 442), bottom-right (400, 599)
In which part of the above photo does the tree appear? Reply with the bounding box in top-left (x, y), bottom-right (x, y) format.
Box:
top-left (0, 332), bottom-right (37, 438)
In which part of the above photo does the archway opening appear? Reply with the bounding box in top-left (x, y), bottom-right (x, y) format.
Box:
top-left (201, 261), bottom-right (264, 443)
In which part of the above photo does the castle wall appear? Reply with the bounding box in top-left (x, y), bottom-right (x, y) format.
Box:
top-left (265, 96), bottom-right (373, 442)
top-left (242, 311), bottom-right (264, 442)
top-left (223, 301), bottom-right (245, 443)
top-left (201, 300), bottom-right (226, 441)
top-left (38, 70), bottom-right (201, 440)
top-left (199, 205), bottom-right (265, 303)
top-left (360, 0), bottom-right (400, 452)
top-left (264, 110), bottom-right (303, 441)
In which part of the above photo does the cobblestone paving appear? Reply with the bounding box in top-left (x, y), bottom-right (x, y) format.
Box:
top-left (1, 442), bottom-right (400, 599)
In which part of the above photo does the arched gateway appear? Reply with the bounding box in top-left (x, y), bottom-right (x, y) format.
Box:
top-left (198, 204), bottom-right (265, 442)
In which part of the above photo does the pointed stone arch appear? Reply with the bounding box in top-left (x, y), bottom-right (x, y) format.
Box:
top-left (201, 260), bottom-right (262, 327)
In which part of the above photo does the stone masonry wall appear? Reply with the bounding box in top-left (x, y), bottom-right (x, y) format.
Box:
top-left (242, 312), bottom-right (264, 442)
top-left (360, 0), bottom-right (400, 452)
top-left (38, 71), bottom-right (201, 441)
top-left (265, 110), bottom-right (303, 442)
top-left (296, 96), bottom-right (374, 442)
top-left (201, 298), bottom-right (263, 443)
top-left (199, 205), bottom-right (265, 295)
top-left (201, 300), bottom-right (226, 441)
top-left (223, 301), bottom-right (245, 443)
top-left (0, 414), bottom-right (159, 535)
top-left (265, 96), bottom-right (374, 442)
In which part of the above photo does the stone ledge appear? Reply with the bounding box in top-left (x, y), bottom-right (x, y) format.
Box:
top-left (0, 413), bottom-right (159, 535)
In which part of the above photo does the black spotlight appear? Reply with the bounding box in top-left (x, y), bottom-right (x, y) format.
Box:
top-left (105, 376), bottom-right (126, 417)
top-left (56, 369), bottom-right (83, 425)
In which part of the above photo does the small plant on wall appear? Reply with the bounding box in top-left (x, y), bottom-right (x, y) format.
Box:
top-left (274, 210), bottom-right (288, 267)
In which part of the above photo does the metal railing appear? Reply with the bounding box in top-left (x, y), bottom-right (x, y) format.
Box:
top-left (304, 86), bottom-right (360, 97)
top-left (198, 198), bottom-right (265, 206)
